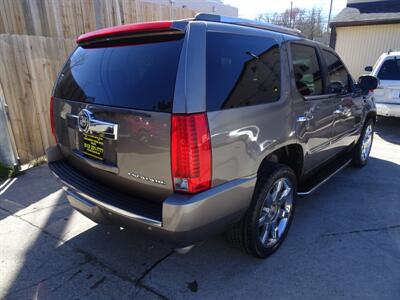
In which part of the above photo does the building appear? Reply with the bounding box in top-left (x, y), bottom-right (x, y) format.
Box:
top-left (142, 0), bottom-right (238, 17)
top-left (330, 0), bottom-right (400, 78)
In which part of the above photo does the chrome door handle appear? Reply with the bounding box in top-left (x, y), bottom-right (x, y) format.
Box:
top-left (297, 115), bottom-right (313, 122)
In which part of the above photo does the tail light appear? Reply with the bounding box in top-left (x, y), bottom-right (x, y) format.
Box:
top-left (50, 96), bottom-right (57, 143)
top-left (171, 113), bottom-right (212, 193)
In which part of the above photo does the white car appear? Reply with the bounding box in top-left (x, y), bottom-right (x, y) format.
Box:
top-left (365, 51), bottom-right (400, 118)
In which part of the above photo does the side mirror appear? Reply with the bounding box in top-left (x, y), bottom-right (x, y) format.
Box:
top-left (358, 75), bottom-right (378, 91)
top-left (364, 66), bottom-right (373, 72)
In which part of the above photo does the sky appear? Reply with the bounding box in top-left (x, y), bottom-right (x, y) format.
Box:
top-left (222, 0), bottom-right (347, 19)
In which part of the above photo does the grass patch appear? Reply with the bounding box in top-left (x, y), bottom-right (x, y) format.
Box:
top-left (0, 156), bottom-right (47, 180)
top-left (0, 163), bottom-right (9, 178)
top-left (0, 162), bottom-right (18, 179)
top-left (29, 156), bottom-right (47, 168)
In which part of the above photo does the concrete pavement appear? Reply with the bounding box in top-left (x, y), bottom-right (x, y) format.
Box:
top-left (1, 117), bottom-right (399, 300)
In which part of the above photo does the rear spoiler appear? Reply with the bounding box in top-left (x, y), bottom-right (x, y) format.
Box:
top-left (77, 21), bottom-right (186, 45)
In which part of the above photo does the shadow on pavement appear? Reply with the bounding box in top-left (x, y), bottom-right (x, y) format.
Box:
top-left (0, 165), bottom-right (63, 220)
top-left (2, 152), bottom-right (400, 299)
top-left (135, 155), bottom-right (400, 299)
top-left (1, 165), bottom-right (170, 299)
top-left (375, 116), bottom-right (400, 145)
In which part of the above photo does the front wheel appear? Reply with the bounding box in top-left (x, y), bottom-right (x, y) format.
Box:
top-left (226, 162), bottom-right (296, 258)
top-left (352, 119), bottom-right (374, 168)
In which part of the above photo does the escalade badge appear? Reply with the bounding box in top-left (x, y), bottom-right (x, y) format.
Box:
top-left (128, 172), bottom-right (166, 186)
top-left (78, 109), bottom-right (91, 133)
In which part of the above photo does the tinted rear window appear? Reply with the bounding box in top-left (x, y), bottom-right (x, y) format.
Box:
top-left (378, 59), bottom-right (400, 80)
top-left (54, 38), bottom-right (184, 112)
top-left (206, 32), bottom-right (281, 111)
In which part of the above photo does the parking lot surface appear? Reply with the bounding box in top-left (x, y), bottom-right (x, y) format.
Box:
top-left (1, 117), bottom-right (399, 300)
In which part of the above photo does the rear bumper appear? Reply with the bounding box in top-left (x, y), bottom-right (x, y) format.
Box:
top-left (47, 146), bottom-right (256, 247)
top-left (376, 102), bottom-right (400, 117)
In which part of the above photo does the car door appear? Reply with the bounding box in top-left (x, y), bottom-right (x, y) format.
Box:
top-left (289, 42), bottom-right (339, 173)
top-left (321, 49), bottom-right (363, 152)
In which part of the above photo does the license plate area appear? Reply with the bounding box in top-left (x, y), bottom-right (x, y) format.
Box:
top-left (76, 132), bottom-right (117, 166)
top-left (389, 89), bottom-right (400, 99)
top-left (82, 133), bottom-right (104, 161)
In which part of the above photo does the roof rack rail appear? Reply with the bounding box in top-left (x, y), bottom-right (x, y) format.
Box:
top-left (194, 13), bottom-right (303, 37)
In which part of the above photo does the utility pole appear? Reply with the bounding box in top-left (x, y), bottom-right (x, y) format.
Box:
top-left (327, 0), bottom-right (334, 31)
top-left (289, 1), bottom-right (293, 28)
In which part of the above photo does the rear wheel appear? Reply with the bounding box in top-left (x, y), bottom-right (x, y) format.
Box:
top-left (227, 162), bottom-right (296, 258)
top-left (352, 118), bottom-right (374, 168)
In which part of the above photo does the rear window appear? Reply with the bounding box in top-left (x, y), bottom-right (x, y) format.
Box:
top-left (206, 32), bottom-right (281, 111)
top-left (378, 58), bottom-right (400, 80)
top-left (54, 38), bottom-right (184, 112)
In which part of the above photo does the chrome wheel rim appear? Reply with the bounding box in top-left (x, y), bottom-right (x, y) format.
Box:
top-left (361, 124), bottom-right (373, 161)
top-left (258, 177), bottom-right (293, 248)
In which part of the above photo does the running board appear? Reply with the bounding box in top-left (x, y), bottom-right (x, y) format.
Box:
top-left (297, 156), bottom-right (352, 196)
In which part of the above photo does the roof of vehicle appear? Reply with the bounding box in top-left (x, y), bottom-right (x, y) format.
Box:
top-left (371, 51), bottom-right (400, 75)
top-left (194, 13), bottom-right (304, 37)
top-left (379, 50), bottom-right (400, 58)
top-left (76, 13), bottom-right (304, 44)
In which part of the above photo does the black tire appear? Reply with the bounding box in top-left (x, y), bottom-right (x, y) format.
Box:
top-left (226, 162), bottom-right (297, 258)
top-left (352, 118), bottom-right (374, 168)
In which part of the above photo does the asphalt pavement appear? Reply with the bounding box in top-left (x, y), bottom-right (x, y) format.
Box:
top-left (0, 117), bottom-right (399, 300)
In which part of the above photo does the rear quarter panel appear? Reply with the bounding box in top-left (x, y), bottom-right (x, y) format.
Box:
top-left (203, 24), bottom-right (299, 185)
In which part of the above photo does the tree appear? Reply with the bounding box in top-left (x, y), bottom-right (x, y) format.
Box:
top-left (256, 7), bottom-right (329, 44)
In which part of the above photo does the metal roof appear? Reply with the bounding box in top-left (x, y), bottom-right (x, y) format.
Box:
top-left (330, 7), bottom-right (400, 27)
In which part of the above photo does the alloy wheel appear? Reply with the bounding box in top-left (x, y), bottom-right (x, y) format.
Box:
top-left (361, 124), bottom-right (373, 161)
top-left (258, 177), bottom-right (293, 248)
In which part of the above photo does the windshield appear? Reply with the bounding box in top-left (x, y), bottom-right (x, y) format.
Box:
top-left (54, 38), bottom-right (184, 112)
top-left (377, 58), bottom-right (400, 80)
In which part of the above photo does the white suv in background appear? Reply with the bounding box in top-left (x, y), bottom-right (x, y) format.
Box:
top-left (365, 51), bottom-right (400, 118)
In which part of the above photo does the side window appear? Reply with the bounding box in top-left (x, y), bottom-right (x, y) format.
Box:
top-left (291, 44), bottom-right (323, 96)
top-left (206, 32), bottom-right (281, 111)
top-left (377, 59), bottom-right (400, 80)
top-left (322, 50), bottom-right (351, 94)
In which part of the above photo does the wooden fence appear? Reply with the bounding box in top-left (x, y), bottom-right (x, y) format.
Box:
top-left (0, 34), bottom-right (75, 162)
top-left (0, 0), bottom-right (195, 38)
top-left (0, 0), bottom-right (195, 164)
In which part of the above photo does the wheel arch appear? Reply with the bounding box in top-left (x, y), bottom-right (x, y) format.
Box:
top-left (257, 144), bottom-right (304, 182)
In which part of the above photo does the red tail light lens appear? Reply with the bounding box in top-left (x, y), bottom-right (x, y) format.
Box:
top-left (171, 113), bottom-right (212, 193)
top-left (50, 96), bottom-right (57, 143)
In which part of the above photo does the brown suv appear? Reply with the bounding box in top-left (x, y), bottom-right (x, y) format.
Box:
top-left (47, 14), bottom-right (378, 258)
